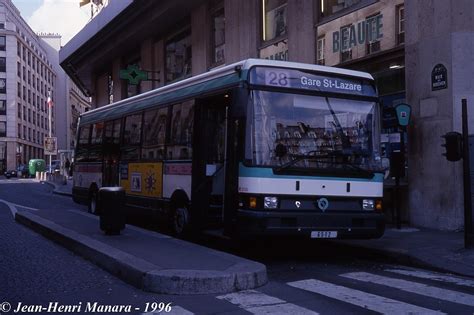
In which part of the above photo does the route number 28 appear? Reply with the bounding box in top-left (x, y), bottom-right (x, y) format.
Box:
top-left (265, 70), bottom-right (290, 87)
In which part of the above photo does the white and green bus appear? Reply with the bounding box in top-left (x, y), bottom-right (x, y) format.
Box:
top-left (72, 59), bottom-right (385, 239)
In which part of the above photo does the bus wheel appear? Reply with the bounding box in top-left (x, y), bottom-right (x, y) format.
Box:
top-left (88, 188), bottom-right (99, 215)
top-left (170, 205), bottom-right (189, 237)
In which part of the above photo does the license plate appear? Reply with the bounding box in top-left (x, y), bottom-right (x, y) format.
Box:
top-left (311, 231), bottom-right (338, 238)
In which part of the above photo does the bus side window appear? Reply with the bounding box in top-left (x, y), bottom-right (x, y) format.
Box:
top-left (121, 113), bottom-right (142, 160)
top-left (76, 124), bottom-right (91, 162)
top-left (142, 107), bottom-right (168, 160)
top-left (168, 101), bottom-right (194, 160)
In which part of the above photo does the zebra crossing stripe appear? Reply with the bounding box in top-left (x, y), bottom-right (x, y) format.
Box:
top-left (342, 272), bottom-right (474, 307)
top-left (217, 289), bottom-right (319, 315)
top-left (288, 279), bottom-right (445, 315)
top-left (141, 305), bottom-right (194, 315)
top-left (385, 268), bottom-right (474, 288)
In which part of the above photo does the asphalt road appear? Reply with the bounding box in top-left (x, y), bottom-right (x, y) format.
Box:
top-left (1, 178), bottom-right (474, 314)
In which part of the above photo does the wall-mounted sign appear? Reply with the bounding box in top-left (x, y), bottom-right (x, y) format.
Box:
top-left (431, 64), bottom-right (447, 91)
top-left (44, 137), bottom-right (57, 155)
top-left (332, 14), bottom-right (383, 53)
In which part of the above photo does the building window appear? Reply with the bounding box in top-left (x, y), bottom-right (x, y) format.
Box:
top-left (0, 57), bottom-right (5, 72)
top-left (0, 100), bottom-right (5, 115)
top-left (28, 109), bottom-right (31, 123)
top-left (23, 126), bottom-right (26, 139)
top-left (397, 5), bottom-right (405, 44)
top-left (316, 36), bottom-right (325, 65)
top-left (319, 0), bottom-right (362, 19)
top-left (366, 13), bottom-right (382, 55)
top-left (0, 79), bottom-right (5, 94)
top-left (0, 36), bottom-right (5, 51)
top-left (211, 2), bottom-right (225, 66)
top-left (23, 106), bottom-right (26, 121)
top-left (18, 124), bottom-right (21, 138)
top-left (340, 25), bottom-right (352, 62)
top-left (165, 30), bottom-right (192, 83)
top-left (0, 122), bottom-right (6, 137)
top-left (17, 42), bottom-right (21, 57)
top-left (18, 103), bottom-right (21, 118)
top-left (262, 0), bottom-right (287, 42)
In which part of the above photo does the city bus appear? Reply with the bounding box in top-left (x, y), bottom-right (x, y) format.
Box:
top-left (72, 59), bottom-right (385, 239)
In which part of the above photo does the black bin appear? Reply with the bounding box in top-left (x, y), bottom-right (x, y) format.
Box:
top-left (99, 187), bottom-right (126, 235)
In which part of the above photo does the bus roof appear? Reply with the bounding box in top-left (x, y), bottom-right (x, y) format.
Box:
top-left (79, 59), bottom-right (374, 125)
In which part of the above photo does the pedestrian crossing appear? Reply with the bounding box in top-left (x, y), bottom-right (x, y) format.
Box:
top-left (142, 266), bottom-right (474, 315)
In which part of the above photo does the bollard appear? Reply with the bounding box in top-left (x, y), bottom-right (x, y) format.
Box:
top-left (36, 171), bottom-right (39, 180)
top-left (99, 187), bottom-right (126, 235)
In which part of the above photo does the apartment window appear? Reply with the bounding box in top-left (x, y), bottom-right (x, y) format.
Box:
top-left (0, 122), bottom-right (6, 137)
top-left (18, 124), bottom-right (21, 138)
top-left (23, 126), bottom-right (26, 139)
top-left (262, 0), bottom-right (287, 42)
top-left (0, 36), bottom-right (5, 51)
top-left (0, 100), bottom-right (5, 115)
top-left (23, 106), bottom-right (26, 121)
top-left (17, 62), bottom-right (21, 77)
top-left (211, 2), bottom-right (225, 66)
top-left (397, 5), bottom-right (405, 44)
top-left (18, 103), bottom-right (21, 118)
top-left (28, 109), bottom-right (31, 123)
top-left (165, 30), bottom-right (192, 83)
top-left (28, 127), bottom-right (31, 141)
top-left (17, 42), bottom-right (21, 57)
top-left (0, 79), bottom-right (5, 94)
top-left (316, 36), bottom-right (325, 65)
top-left (0, 57), bottom-right (5, 72)
top-left (23, 66), bottom-right (25, 81)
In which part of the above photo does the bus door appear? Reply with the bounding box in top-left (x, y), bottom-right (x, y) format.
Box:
top-left (102, 119), bottom-right (121, 186)
top-left (192, 96), bottom-right (229, 229)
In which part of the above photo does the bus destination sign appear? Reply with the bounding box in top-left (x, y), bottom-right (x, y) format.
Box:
top-left (249, 67), bottom-right (376, 97)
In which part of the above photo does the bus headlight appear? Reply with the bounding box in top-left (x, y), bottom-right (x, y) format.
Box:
top-left (264, 196), bottom-right (278, 209)
top-left (362, 199), bottom-right (375, 210)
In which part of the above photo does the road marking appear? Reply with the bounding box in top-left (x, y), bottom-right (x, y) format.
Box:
top-left (141, 305), bottom-right (194, 315)
top-left (342, 272), bottom-right (474, 307)
top-left (217, 289), bottom-right (319, 315)
top-left (288, 279), bottom-right (444, 315)
top-left (0, 198), bottom-right (39, 217)
top-left (385, 268), bottom-right (474, 288)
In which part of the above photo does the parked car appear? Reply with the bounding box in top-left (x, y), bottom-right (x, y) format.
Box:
top-left (47, 160), bottom-right (61, 173)
top-left (4, 169), bottom-right (17, 178)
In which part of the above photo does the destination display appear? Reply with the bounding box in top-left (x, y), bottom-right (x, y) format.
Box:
top-left (249, 67), bottom-right (377, 97)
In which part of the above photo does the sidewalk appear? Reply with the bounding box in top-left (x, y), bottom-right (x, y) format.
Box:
top-left (39, 179), bottom-right (474, 285)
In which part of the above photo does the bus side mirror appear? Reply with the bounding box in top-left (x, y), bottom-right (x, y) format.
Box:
top-left (275, 143), bottom-right (287, 158)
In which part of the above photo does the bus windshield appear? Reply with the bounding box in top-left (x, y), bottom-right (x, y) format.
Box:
top-left (247, 90), bottom-right (382, 173)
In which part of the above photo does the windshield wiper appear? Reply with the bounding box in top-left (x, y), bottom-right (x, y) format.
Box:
top-left (275, 150), bottom-right (320, 172)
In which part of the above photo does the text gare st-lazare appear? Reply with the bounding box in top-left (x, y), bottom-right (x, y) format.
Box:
top-left (300, 76), bottom-right (362, 92)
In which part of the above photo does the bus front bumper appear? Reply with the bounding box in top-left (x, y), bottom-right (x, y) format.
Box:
top-left (236, 209), bottom-right (385, 239)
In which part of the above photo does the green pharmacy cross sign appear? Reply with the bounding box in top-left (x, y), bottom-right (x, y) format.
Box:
top-left (119, 64), bottom-right (149, 85)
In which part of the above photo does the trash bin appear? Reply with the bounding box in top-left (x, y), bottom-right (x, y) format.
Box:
top-left (99, 187), bottom-right (126, 235)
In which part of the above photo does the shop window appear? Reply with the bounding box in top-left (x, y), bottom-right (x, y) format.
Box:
top-left (211, 2), bottom-right (225, 66)
top-left (0, 57), bottom-right (5, 72)
top-left (0, 100), bottom-right (5, 115)
top-left (397, 5), bottom-right (405, 44)
top-left (317, 37), bottom-right (325, 65)
top-left (0, 122), bottom-right (5, 137)
top-left (0, 36), bottom-right (5, 51)
top-left (165, 30), bottom-right (192, 83)
top-left (142, 107), bottom-right (168, 160)
top-left (167, 101), bottom-right (194, 160)
top-left (262, 0), bottom-right (287, 42)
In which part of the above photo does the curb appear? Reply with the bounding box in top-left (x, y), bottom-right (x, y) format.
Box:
top-left (15, 210), bottom-right (267, 294)
top-left (42, 180), bottom-right (73, 197)
top-left (331, 240), bottom-right (474, 278)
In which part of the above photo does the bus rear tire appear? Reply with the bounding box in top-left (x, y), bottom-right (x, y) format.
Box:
top-left (88, 187), bottom-right (99, 215)
top-left (170, 205), bottom-right (190, 237)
